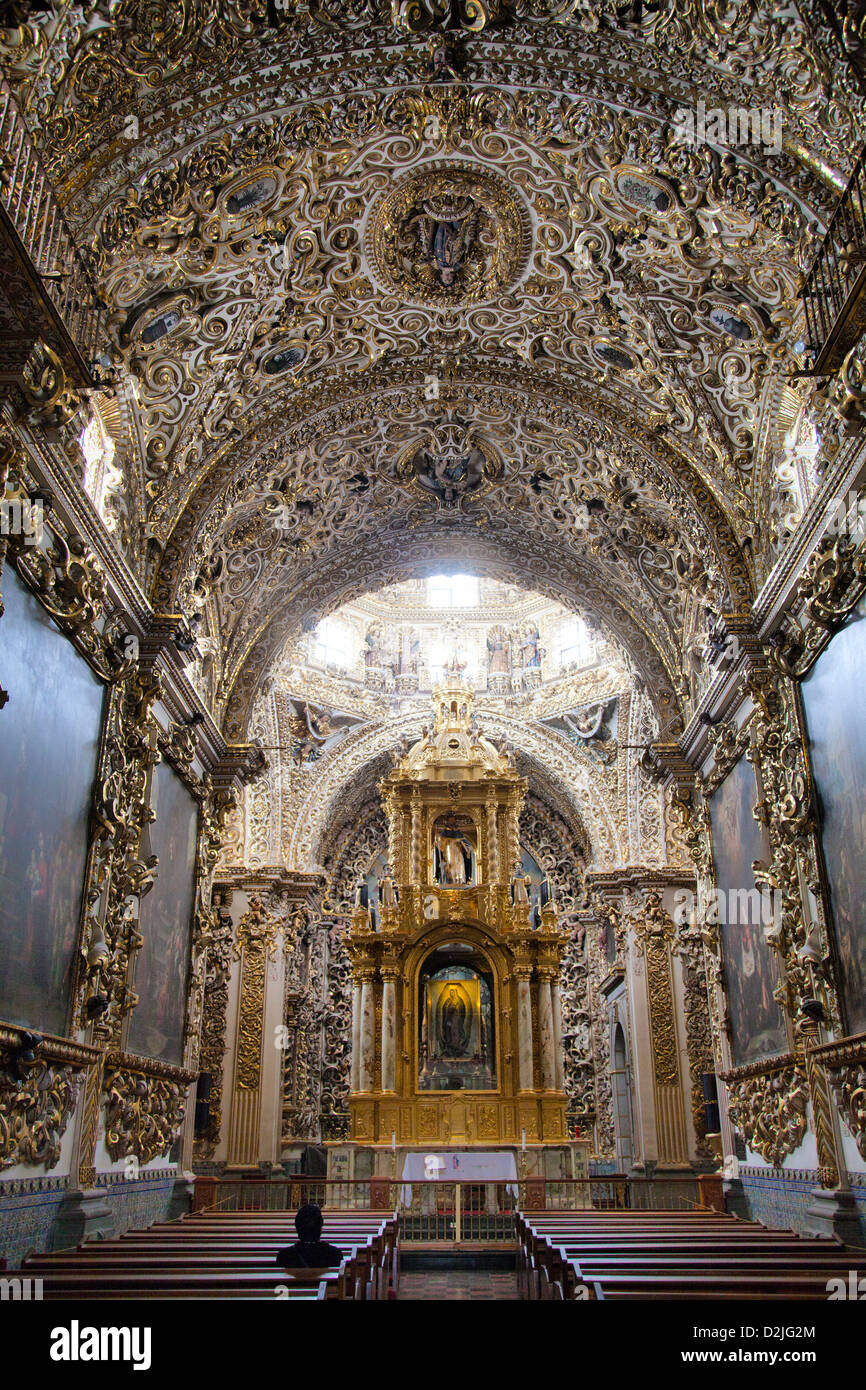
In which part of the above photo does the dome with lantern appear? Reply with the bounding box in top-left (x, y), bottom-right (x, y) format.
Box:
top-left (398, 672), bottom-right (514, 780)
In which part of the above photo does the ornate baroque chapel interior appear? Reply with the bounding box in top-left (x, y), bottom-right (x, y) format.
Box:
top-left (2, 0), bottom-right (866, 1307)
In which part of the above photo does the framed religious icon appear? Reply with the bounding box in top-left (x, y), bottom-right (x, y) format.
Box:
top-left (709, 754), bottom-right (788, 1066)
top-left (127, 758), bottom-right (199, 1065)
top-left (0, 567), bottom-right (104, 1036)
top-left (801, 605), bottom-right (866, 1035)
top-left (418, 952), bottom-right (496, 1092)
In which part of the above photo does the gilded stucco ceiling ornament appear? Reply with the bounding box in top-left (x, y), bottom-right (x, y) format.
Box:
top-left (390, 0), bottom-right (505, 31)
top-left (19, 340), bottom-right (84, 429)
top-left (367, 165), bottom-right (532, 307)
top-left (0, 451), bottom-right (137, 686)
top-left (769, 531), bottom-right (866, 679)
top-left (284, 710), bottom-right (623, 871)
top-left (395, 415), bottom-right (505, 508)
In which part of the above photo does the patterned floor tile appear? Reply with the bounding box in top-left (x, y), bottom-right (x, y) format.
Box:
top-left (399, 1271), bottom-right (520, 1300)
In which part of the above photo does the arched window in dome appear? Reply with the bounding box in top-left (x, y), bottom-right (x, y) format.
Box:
top-left (311, 617), bottom-right (355, 672)
top-left (556, 615), bottom-right (594, 671)
top-left (772, 399), bottom-right (822, 549)
top-left (79, 413), bottom-right (122, 533)
top-left (426, 574), bottom-right (479, 608)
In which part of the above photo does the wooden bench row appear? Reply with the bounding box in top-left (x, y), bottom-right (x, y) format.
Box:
top-left (24, 1210), bottom-right (400, 1302)
top-left (517, 1208), bottom-right (866, 1301)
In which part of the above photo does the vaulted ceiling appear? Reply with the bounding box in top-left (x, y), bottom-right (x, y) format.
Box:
top-left (6, 0), bottom-right (861, 740)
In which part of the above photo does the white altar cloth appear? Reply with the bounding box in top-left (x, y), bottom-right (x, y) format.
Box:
top-left (400, 1150), bottom-right (518, 1203)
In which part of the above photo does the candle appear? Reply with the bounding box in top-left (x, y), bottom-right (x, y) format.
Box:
top-left (391, 1132), bottom-right (396, 1151)
top-left (521, 1129), bottom-right (526, 1151)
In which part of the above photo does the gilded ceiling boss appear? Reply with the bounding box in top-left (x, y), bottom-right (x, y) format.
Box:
top-left (0, 0), bottom-right (865, 1319)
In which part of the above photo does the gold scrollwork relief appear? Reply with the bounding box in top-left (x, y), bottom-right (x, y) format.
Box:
top-left (0, 1031), bottom-right (95, 1170)
top-left (723, 1058), bottom-right (809, 1167)
top-left (770, 533), bottom-right (866, 681)
top-left (810, 1034), bottom-right (866, 1163)
top-left (193, 888), bottom-right (234, 1155)
top-left (233, 895), bottom-right (285, 1092)
top-left (103, 1052), bottom-right (196, 1166)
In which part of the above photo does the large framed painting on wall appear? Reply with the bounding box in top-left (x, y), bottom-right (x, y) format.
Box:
top-left (0, 567), bottom-right (104, 1035)
top-left (801, 605), bottom-right (866, 1036)
top-left (709, 754), bottom-right (787, 1066)
top-left (127, 758), bottom-right (198, 1065)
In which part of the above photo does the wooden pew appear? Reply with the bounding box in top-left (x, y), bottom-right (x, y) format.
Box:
top-left (517, 1207), bottom-right (864, 1302)
top-left (24, 1209), bottom-right (399, 1302)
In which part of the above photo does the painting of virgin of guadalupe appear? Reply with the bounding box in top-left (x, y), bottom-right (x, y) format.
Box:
top-left (127, 759), bottom-right (198, 1064)
top-left (801, 607), bottom-right (866, 1035)
top-left (710, 755), bottom-right (787, 1066)
top-left (0, 568), bottom-right (104, 1036)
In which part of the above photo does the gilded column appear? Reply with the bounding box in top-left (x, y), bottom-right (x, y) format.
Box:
top-left (633, 891), bottom-right (690, 1166)
top-left (359, 973), bottom-right (376, 1093)
top-left (538, 972), bottom-right (557, 1090)
top-left (385, 791), bottom-right (401, 882)
top-left (505, 797), bottom-right (520, 879)
top-left (485, 797), bottom-right (499, 884)
top-left (410, 790), bottom-right (423, 883)
top-left (350, 979), bottom-right (362, 1092)
top-left (515, 970), bottom-right (534, 1092)
top-left (551, 979), bottom-right (565, 1090)
top-left (381, 970), bottom-right (397, 1093)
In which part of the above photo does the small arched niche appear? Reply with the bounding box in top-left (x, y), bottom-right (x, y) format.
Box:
top-left (418, 942), bottom-right (496, 1093)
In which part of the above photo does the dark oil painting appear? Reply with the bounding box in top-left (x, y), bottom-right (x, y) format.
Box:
top-left (127, 758), bottom-right (198, 1064)
top-left (801, 606), bottom-right (866, 1035)
top-left (710, 754), bottom-right (787, 1066)
top-left (0, 568), bottom-right (103, 1035)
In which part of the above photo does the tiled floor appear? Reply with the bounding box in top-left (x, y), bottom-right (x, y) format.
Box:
top-left (399, 1271), bottom-right (520, 1300)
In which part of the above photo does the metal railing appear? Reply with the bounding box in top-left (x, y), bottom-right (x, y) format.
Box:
top-left (0, 78), bottom-right (104, 372)
top-left (801, 142), bottom-right (866, 371)
top-left (192, 1174), bottom-right (712, 1239)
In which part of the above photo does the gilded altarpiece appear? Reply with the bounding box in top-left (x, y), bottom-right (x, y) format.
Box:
top-left (347, 681), bottom-right (568, 1147)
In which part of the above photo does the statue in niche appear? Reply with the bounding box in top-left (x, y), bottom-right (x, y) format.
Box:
top-left (399, 627), bottom-right (420, 674)
top-left (512, 871), bottom-right (531, 904)
top-left (517, 624), bottom-right (543, 669)
top-left (364, 621), bottom-right (397, 675)
top-left (437, 983), bottom-right (471, 1058)
top-left (486, 625), bottom-right (511, 675)
top-left (433, 818), bottom-right (475, 884)
top-left (364, 622), bottom-right (384, 669)
top-left (379, 867), bottom-right (398, 909)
